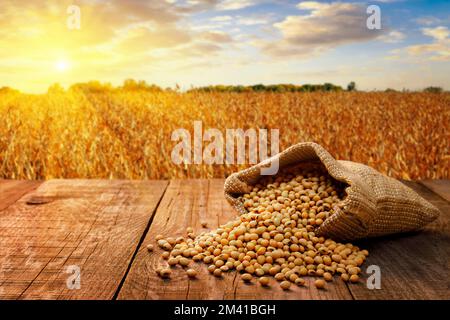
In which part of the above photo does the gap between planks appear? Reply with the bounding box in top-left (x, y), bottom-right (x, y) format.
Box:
top-left (112, 181), bottom-right (170, 299)
top-left (116, 179), bottom-right (449, 300)
top-left (117, 179), bottom-right (354, 300)
top-left (0, 179), bottom-right (169, 300)
top-left (1, 179), bottom-right (448, 300)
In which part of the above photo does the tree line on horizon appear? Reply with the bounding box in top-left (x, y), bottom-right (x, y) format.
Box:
top-left (0, 79), bottom-right (445, 94)
top-left (188, 82), bottom-right (348, 93)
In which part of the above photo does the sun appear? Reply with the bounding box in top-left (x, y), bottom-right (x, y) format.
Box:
top-left (55, 60), bottom-right (70, 72)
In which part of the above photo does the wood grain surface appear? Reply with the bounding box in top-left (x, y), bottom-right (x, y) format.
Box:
top-left (420, 180), bottom-right (450, 202)
top-left (346, 181), bottom-right (450, 299)
top-left (0, 179), bottom-right (167, 299)
top-left (0, 180), bottom-right (42, 211)
top-left (0, 179), bottom-right (448, 300)
top-left (118, 179), bottom-right (354, 300)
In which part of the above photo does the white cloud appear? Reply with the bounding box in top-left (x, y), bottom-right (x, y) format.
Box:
top-left (237, 16), bottom-right (271, 26)
top-left (393, 26), bottom-right (450, 62)
top-left (423, 26), bottom-right (449, 41)
top-left (415, 16), bottom-right (443, 26)
top-left (200, 30), bottom-right (233, 42)
top-left (379, 30), bottom-right (406, 43)
top-left (263, 1), bottom-right (382, 57)
top-left (210, 14), bottom-right (272, 26)
top-left (210, 15), bottom-right (233, 22)
top-left (217, 0), bottom-right (255, 11)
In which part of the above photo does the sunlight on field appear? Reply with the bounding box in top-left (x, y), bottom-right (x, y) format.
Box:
top-left (0, 89), bottom-right (448, 180)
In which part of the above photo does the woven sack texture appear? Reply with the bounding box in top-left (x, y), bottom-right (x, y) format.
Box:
top-left (224, 142), bottom-right (440, 241)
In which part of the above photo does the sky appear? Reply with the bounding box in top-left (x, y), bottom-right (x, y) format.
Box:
top-left (0, 0), bottom-right (449, 93)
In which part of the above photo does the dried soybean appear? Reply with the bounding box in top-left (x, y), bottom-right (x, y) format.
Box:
top-left (150, 165), bottom-right (367, 292)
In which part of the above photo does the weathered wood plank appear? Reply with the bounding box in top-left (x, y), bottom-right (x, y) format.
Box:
top-left (346, 181), bottom-right (450, 300)
top-left (0, 180), bottom-right (42, 211)
top-left (0, 179), bottom-right (168, 300)
top-left (118, 179), bottom-right (354, 300)
top-left (117, 180), bottom-right (228, 299)
top-left (1, 179), bottom-right (447, 300)
top-left (420, 179), bottom-right (450, 202)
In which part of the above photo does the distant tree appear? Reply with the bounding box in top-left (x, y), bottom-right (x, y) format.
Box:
top-left (251, 84), bottom-right (266, 92)
top-left (122, 79), bottom-right (139, 90)
top-left (347, 81), bottom-right (356, 91)
top-left (48, 83), bottom-right (65, 93)
top-left (266, 85), bottom-right (286, 93)
top-left (423, 86), bottom-right (443, 93)
top-left (385, 88), bottom-right (397, 92)
top-left (70, 81), bottom-right (112, 93)
top-left (300, 84), bottom-right (312, 92)
top-left (324, 82), bottom-right (342, 91)
top-left (187, 82), bottom-right (344, 93)
top-left (122, 79), bottom-right (162, 92)
top-left (0, 86), bottom-right (19, 94)
top-left (234, 85), bottom-right (245, 93)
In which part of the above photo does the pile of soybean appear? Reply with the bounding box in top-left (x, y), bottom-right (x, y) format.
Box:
top-left (148, 164), bottom-right (368, 290)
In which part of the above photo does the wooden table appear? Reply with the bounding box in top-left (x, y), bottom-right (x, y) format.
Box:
top-left (0, 179), bottom-right (448, 300)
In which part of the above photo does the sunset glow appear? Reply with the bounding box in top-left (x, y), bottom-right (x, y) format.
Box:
top-left (55, 60), bottom-right (70, 72)
top-left (0, 0), bottom-right (448, 92)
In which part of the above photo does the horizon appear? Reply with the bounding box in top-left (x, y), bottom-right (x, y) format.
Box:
top-left (0, 79), bottom-right (447, 94)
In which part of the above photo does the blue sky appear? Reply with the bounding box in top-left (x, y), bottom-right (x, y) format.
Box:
top-left (184, 0), bottom-right (450, 90)
top-left (0, 0), bottom-right (449, 92)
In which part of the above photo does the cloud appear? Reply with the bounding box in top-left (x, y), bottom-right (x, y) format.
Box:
top-left (423, 26), bottom-right (449, 41)
top-left (184, 42), bottom-right (224, 55)
top-left (405, 27), bottom-right (450, 61)
top-left (173, 0), bottom-right (219, 13)
top-left (113, 25), bottom-right (192, 54)
top-left (262, 1), bottom-right (382, 57)
top-left (210, 15), bottom-right (233, 22)
top-left (0, 0), bottom-right (243, 92)
top-left (209, 13), bottom-right (272, 27)
top-left (217, 0), bottom-right (256, 11)
top-left (388, 27), bottom-right (450, 62)
top-left (174, 0), bottom-right (258, 12)
top-left (378, 30), bottom-right (405, 43)
top-left (237, 15), bottom-right (272, 26)
top-left (0, 0), bottom-right (186, 51)
top-left (200, 31), bottom-right (233, 42)
top-left (415, 16), bottom-right (444, 26)
top-left (0, 1), bottom-right (234, 66)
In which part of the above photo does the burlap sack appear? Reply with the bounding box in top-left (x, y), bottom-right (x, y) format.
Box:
top-left (224, 142), bottom-right (440, 241)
